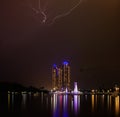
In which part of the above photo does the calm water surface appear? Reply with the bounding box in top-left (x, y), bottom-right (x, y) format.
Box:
top-left (0, 92), bottom-right (120, 117)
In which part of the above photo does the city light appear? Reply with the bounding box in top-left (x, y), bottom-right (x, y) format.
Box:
top-left (52, 61), bottom-right (70, 91)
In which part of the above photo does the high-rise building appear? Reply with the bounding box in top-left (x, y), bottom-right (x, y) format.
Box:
top-left (52, 61), bottom-right (71, 91)
top-left (57, 68), bottom-right (62, 90)
top-left (62, 61), bottom-right (70, 90)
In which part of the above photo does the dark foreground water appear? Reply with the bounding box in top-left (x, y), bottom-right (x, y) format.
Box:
top-left (0, 92), bottom-right (120, 117)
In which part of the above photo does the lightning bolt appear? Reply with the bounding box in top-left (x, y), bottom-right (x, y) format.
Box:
top-left (49, 0), bottom-right (82, 25)
top-left (24, 0), bottom-right (47, 24)
top-left (41, 11), bottom-right (47, 23)
top-left (22, 0), bottom-right (82, 25)
top-left (38, 0), bottom-right (47, 23)
top-left (33, 0), bottom-right (47, 24)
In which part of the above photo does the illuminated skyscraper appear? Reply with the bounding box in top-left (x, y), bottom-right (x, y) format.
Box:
top-left (52, 61), bottom-right (71, 91)
top-left (57, 68), bottom-right (62, 90)
top-left (62, 61), bottom-right (70, 90)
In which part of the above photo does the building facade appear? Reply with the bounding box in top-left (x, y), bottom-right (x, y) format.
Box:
top-left (52, 61), bottom-right (70, 91)
top-left (62, 61), bottom-right (70, 90)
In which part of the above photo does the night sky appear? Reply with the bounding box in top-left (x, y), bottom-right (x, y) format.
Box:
top-left (0, 0), bottom-right (120, 90)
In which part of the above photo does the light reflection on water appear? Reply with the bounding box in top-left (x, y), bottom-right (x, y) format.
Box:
top-left (11, 92), bottom-right (14, 111)
top-left (102, 94), bottom-right (105, 107)
top-left (51, 94), bottom-right (80, 117)
top-left (73, 95), bottom-right (80, 115)
top-left (6, 93), bottom-right (120, 117)
top-left (8, 93), bottom-right (10, 110)
top-left (52, 94), bottom-right (57, 117)
top-left (63, 95), bottom-right (68, 117)
top-left (91, 94), bottom-right (120, 117)
top-left (22, 93), bottom-right (27, 109)
top-left (92, 94), bottom-right (94, 112)
top-left (107, 95), bottom-right (112, 111)
top-left (52, 94), bottom-right (69, 117)
top-left (115, 96), bottom-right (119, 117)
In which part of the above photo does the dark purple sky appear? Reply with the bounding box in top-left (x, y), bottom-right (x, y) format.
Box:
top-left (0, 0), bottom-right (120, 89)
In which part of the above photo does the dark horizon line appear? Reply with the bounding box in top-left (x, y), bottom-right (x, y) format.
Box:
top-left (0, 81), bottom-right (119, 91)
